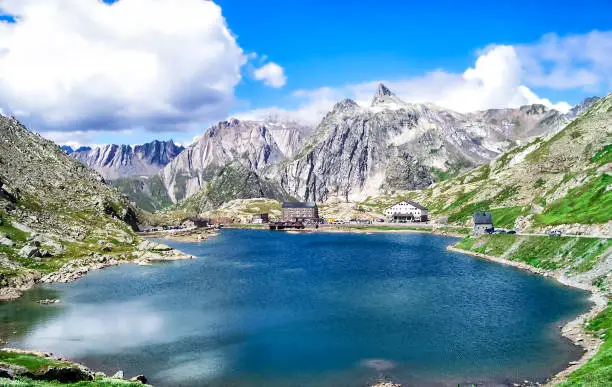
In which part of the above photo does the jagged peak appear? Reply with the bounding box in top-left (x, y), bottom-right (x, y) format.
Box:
top-left (374, 83), bottom-right (393, 98)
top-left (370, 83), bottom-right (406, 107)
top-left (332, 98), bottom-right (359, 111)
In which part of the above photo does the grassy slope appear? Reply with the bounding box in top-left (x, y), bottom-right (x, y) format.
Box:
top-left (363, 94), bottom-right (612, 231)
top-left (0, 351), bottom-right (144, 386)
top-left (558, 304), bottom-right (612, 387)
top-left (454, 234), bottom-right (612, 386)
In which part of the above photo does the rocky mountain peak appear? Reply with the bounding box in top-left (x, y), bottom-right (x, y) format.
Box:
top-left (370, 83), bottom-right (406, 107)
top-left (567, 96), bottom-right (601, 119)
top-left (332, 99), bottom-right (360, 113)
top-left (519, 104), bottom-right (548, 115)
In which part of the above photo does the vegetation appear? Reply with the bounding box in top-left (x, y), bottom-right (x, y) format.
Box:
top-left (536, 174), bottom-right (612, 225)
top-left (0, 351), bottom-right (145, 386)
top-left (0, 351), bottom-right (70, 373)
top-left (455, 235), bottom-right (612, 274)
top-left (0, 379), bottom-right (145, 386)
top-left (558, 304), bottom-right (612, 387)
top-left (591, 144), bottom-right (611, 165)
top-left (489, 206), bottom-right (524, 229)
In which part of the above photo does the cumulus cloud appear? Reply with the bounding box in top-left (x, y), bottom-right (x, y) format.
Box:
top-left (253, 62), bottom-right (287, 88)
top-left (0, 0), bottom-right (247, 132)
top-left (237, 44), bottom-right (574, 125)
top-left (517, 30), bottom-right (612, 91)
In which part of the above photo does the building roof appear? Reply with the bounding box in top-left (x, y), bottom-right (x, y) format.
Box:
top-left (388, 200), bottom-right (427, 211)
top-left (473, 211), bottom-right (493, 225)
top-left (282, 201), bottom-right (318, 208)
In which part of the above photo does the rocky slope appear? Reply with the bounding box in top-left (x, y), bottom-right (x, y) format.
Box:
top-left (0, 116), bottom-right (192, 300)
top-left (70, 140), bottom-right (184, 180)
top-left (361, 93), bottom-right (611, 236)
top-left (160, 119), bottom-right (309, 203)
top-left (120, 85), bottom-right (597, 212)
top-left (271, 84), bottom-right (575, 202)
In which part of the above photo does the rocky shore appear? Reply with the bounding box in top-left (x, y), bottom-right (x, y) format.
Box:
top-left (138, 228), bottom-right (219, 243)
top-left (0, 239), bottom-right (195, 301)
top-left (447, 245), bottom-right (608, 386)
top-left (0, 348), bottom-right (149, 385)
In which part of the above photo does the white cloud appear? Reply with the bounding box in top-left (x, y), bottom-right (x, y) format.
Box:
top-left (42, 129), bottom-right (134, 149)
top-left (517, 30), bottom-right (612, 91)
top-left (237, 44), bottom-right (574, 126)
top-left (253, 62), bottom-right (287, 88)
top-left (0, 0), bottom-right (247, 132)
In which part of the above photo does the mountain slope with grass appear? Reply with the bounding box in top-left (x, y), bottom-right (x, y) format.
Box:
top-left (0, 116), bottom-right (191, 300)
top-left (361, 93), bottom-right (611, 236)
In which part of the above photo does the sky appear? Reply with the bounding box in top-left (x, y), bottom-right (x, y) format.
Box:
top-left (0, 0), bottom-right (610, 148)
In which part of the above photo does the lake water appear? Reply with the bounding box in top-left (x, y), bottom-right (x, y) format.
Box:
top-left (0, 230), bottom-right (591, 386)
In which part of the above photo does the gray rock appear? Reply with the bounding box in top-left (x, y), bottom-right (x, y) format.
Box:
top-left (18, 244), bottom-right (42, 258)
top-left (0, 233), bottom-right (13, 247)
top-left (70, 141), bottom-right (184, 180)
top-left (36, 366), bottom-right (93, 383)
top-left (112, 370), bottom-right (124, 379)
top-left (129, 375), bottom-right (148, 384)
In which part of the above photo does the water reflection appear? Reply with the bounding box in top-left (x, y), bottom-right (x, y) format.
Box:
top-left (0, 230), bottom-right (591, 386)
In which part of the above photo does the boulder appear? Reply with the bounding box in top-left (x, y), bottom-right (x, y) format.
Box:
top-left (129, 375), bottom-right (148, 384)
top-left (18, 244), bottom-right (41, 258)
top-left (112, 370), bottom-right (124, 379)
top-left (37, 366), bottom-right (93, 383)
top-left (0, 234), bottom-right (13, 247)
top-left (0, 366), bottom-right (14, 380)
top-left (101, 243), bottom-right (113, 252)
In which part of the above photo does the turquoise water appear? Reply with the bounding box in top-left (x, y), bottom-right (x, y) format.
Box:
top-left (0, 230), bottom-right (591, 386)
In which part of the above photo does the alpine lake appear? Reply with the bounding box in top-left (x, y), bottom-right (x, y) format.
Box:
top-left (0, 229), bottom-right (591, 386)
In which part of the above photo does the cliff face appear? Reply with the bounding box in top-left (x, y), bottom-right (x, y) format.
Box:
top-left (70, 140), bottom-right (184, 180)
top-left (271, 84), bottom-right (573, 202)
top-left (160, 119), bottom-right (309, 203)
top-left (115, 85), bottom-right (598, 211)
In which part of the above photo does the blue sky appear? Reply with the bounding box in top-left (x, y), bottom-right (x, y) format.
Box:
top-left (0, 0), bottom-right (610, 147)
top-left (223, 0), bottom-right (612, 111)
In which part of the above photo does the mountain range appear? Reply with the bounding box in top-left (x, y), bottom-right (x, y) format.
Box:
top-left (64, 140), bottom-right (184, 181)
top-left (98, 84), bottom-right (597, 214)
top-left (94, 84), bottom-right (597, 212)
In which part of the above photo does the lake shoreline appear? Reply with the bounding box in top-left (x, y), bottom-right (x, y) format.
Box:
top-left (447, 245), bottom-right (607, 386)
top-left (0, 238), bottom-right (200, 302)
top-left (1, 229), bottom-right (600, 387)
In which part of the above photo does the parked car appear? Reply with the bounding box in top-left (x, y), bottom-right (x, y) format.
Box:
top-left (549, 229), bottom-right (562, 237)
top-left (507, 229), bottom-right (517, 234)
top-left (485, 227), bottom-right (495, 234)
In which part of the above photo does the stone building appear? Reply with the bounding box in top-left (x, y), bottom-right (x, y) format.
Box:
top-left (282, 202), bottom-right (319, 221)
top-left (384, 201), bottom-right (429, 222)
top-left (473, 211), bottom-right (493, 234)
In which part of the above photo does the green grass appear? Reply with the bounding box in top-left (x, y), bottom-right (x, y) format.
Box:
top-left (456, 234), bottom-right (518, 257)
top-left (489, 206), bottom-right (524, 229)
top-left (507, 237), bottom-right (611, 272)
top-left (591, 144), bottom-right (611, 165)
top-left (0, 377), bottom-right (145, 386)
top-left (0, 351), bottom-right (71, 373)
top-left (0, 214), bottom-right (29, 243)
top-left (455, 235), bottom-right (611, 274)
top-left (536, 174), bottom-right (612, 225)
top-left (558, 304), bottom-right (612, 387)
top-left (0, 351), bottom-right (145, 386)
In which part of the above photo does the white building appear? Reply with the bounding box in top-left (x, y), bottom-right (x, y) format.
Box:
top-left (384, 201), bottom-right (429, 222)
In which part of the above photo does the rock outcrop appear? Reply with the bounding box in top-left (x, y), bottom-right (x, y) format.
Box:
top-left (70, 140), bottom-right (184, 180)
top-left (111, 86), bottom-right (599, 211)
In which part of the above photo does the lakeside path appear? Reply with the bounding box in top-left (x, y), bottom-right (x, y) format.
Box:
top-left (447, 245), bottom-right (608, 386)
